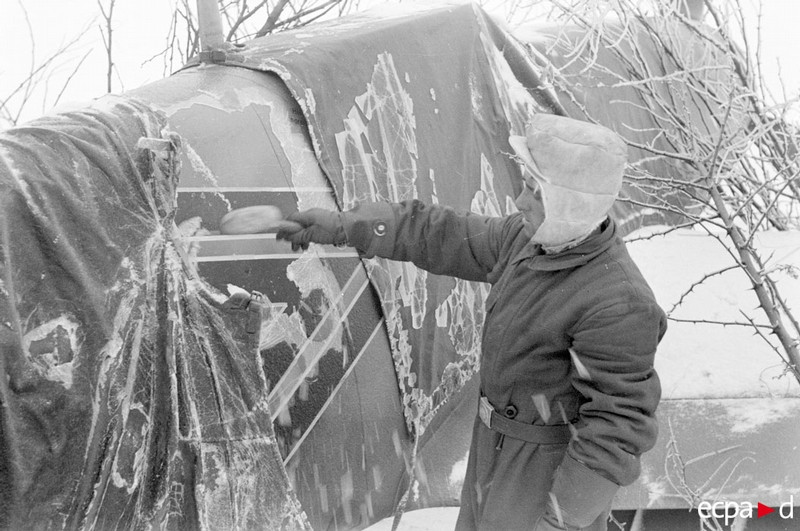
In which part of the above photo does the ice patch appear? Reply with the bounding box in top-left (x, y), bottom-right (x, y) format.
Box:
top-left (264, 89), bottom-right (336, 211)
top-left (723, 398), bottom-right (800, 434)
top-left (22, 314), bottom-right (82, 389)
top-left (333, 51), bottom-right (431, 425)
top-left (470, 154), bottom-right (503, 217)
top-left (479, 30), bottom-right (538, 135)
top-left (430, 169), bottom-right (439, 205)
top-left (449, 454), bottom-right (468, 491)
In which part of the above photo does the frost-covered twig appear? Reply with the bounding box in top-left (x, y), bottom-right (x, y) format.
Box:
top-left (663, 418), bottom-right (755, 531)
top-left (391, 418), bottom-right (421, 531)
top-left (667, 265), bottom-right (740, 315)
top-left (667, 317), bottom-right (773, 329)
top-left (0, 2), bottom-right (91, 129)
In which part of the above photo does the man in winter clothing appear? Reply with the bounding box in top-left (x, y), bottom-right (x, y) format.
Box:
top-left (277, 114), bottom-right (666, 531)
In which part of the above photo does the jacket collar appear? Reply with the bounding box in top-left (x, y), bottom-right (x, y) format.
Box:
top-left (512, 217), bottom-right (617, 271)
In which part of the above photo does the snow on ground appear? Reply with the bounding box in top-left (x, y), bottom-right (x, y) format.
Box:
top-left (363, 508), bottom-right (460, 531)
top-left (625, 226), bottom-right (800, 399)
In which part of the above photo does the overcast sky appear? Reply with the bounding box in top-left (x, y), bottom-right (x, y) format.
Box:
top-left (1, 0), bottom-right (798, 126)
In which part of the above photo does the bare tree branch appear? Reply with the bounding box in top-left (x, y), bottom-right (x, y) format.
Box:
top-left (226, 0), bottom-right (269, 41)
top-left (53, 50), bottom-right (93, 108)
top-left (0, 7), bottom-right (92, 128)
top-left (97, 0), bottom-right (116, 94)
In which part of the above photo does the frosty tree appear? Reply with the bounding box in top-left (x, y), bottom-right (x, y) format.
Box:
top-left (517, 1), bottom-right (799, 528)
top-left (520, 0), bottom-right (799, 384)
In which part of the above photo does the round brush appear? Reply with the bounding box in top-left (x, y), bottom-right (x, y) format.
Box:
top-left (219, 205), bottom-right (303, 235)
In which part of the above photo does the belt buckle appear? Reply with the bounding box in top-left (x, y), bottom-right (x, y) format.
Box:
top-left (479, 396), bottom-right (493, 429)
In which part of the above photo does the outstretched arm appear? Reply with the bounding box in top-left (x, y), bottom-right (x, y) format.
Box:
top-left (279, 199), bottom-right (511, 282)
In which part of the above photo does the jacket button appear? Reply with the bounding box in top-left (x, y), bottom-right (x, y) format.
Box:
top-left (503, 404), bottom-right (518, 419)
top-left (373, 221), bottom-right (387, 236)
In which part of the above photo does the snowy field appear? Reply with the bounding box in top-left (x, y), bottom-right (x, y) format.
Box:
top-left (626, 226), bottom-right (800, 400)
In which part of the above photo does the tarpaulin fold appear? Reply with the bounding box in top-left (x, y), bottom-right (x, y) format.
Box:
top-left (0, 97), bottom-right (309, 530)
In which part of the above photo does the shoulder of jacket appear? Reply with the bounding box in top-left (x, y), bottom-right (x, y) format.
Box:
top-left (583, 247), bottom-right (661, 308)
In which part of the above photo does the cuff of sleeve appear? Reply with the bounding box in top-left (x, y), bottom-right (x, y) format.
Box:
top-left (549, 455), bottom-right (619, 529)
top-left (342, 202), bottom-right (397, 258)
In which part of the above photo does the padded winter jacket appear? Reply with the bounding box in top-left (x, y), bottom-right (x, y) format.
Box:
top-left (344, 199), bottom-right (667, 530)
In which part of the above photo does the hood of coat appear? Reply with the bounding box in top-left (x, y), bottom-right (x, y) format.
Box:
top-left (509, 114), bottom-right (627, 247)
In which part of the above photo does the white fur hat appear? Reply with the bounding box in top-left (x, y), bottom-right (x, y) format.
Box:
top-left (509, 114), bottom-right (627, 246)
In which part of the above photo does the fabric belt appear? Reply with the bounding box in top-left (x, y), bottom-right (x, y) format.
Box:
top-left (478, 396), bottom-right (574, 445)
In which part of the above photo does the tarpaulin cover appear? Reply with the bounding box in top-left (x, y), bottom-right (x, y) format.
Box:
top-left (209, 1), bottom-right (547, 436)
top-left (0, 97), bottom-right (310, 530)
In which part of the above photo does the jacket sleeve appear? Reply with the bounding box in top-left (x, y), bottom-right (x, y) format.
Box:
top-left (342, 199), bottom-right (508, 282)
top-left (550, 299), bottom-right (666, 528)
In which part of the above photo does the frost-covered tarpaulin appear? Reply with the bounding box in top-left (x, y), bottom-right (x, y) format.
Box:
top-left (0, 99), bottom-right (309, 530)
top-left (216, 1), bottom-right (545, 435)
